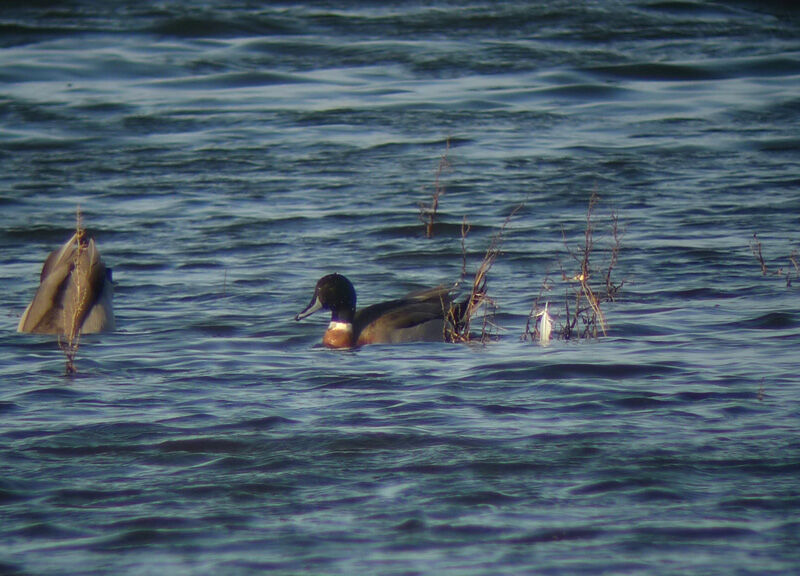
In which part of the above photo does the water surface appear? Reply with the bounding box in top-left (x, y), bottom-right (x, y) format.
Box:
top-left (2, 2), bottom-right (800, 575)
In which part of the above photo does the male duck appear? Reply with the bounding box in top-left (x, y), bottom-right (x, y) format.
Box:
top-left (18, 231), bottom-right (115, 336)
top-left (295, 273), bottom-right (467, 348)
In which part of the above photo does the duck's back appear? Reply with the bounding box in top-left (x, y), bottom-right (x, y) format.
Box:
top-left (354, 287), bottom-right (452, 345)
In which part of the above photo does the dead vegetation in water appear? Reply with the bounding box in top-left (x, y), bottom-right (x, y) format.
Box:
top-left (417, 138), bottom-right (510, 344)
top-left (59, 208), bottom-right (86, 375)
top-left (446, 206), bottom-right (521, 344)
top-left (418, 138), bottom-right (450, 238)
top-left (749, 233), bottom-right (799, 287)
top-left (522, 191), bottom-right (624, 344)
top-left (418, 143), bottom-right (623, 346)
top-left (522, 275), bottom-right (555, 345)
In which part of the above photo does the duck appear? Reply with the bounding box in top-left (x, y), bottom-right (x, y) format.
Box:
top-left (295, 273), bottom-right (472, 348)
top-left (17, 231), bottom-right (115, 336)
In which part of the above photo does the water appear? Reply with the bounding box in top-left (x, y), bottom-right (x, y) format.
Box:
top-left (2, 1), bottom-right (800, 574)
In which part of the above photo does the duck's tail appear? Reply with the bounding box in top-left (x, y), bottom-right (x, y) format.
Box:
top-left (18, 232), bottom-right (113, 335)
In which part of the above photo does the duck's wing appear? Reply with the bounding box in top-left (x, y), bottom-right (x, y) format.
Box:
top-left (69, 238), bottom-right (114, 335)
top-left (80, 261), bottom-right (115, 333)
top-left (402, 285), bottom-right (452, 302)
top-left (354, 291), bottom-right (453, 345)
top-left (39, 232), bottom-right (79, 281)
top-left (18, 234), bottom-right (81, 334)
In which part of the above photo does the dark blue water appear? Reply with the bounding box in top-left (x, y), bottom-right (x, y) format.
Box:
top-left (2, 2), bottom-right (800, 574)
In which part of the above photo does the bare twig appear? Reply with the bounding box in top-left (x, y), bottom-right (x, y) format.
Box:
top-left (789, 249), bottom-right (799, 288)
top-left (605, 210), bottom-right (624, 301)
top-left (419, 139), bottom-right (451, 238)
top-left (458, 216), bottom-right (470, 286)
top-left (750, 233), bottom-right (799, 287)
top-left (532, 191), bottom-right (622, 342)
top-left (59, 208), bottom-right (86, 375)
top-left (750, 233), bottom-right (769, 276)
top-left (449, 205), bottom-right (521, 343)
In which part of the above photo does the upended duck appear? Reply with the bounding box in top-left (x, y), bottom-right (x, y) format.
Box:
top-left (295, 273), bottom-right (476, 348)
top-left (18, 231), bottom-right (115, 336)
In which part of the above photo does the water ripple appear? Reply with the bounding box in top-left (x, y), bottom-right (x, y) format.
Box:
top-left (2, 2), bottom-right (800, 575)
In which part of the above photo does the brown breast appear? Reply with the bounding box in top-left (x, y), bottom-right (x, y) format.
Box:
top-left (323, 325), bottom-right (354, 349)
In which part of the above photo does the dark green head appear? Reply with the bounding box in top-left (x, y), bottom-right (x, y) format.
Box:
top-left (295, 273), bottom-right (357, 324)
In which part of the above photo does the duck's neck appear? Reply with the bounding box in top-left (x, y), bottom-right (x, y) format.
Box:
top-left (331, 306), bottom-right (356, 324)
top-left (323, 321), bottom-right (354, 349)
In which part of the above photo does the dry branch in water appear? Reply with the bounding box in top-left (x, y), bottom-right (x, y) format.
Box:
top-left (523, 191), bottom-right (623, 343)
top-left (605, 211), bottom-right (623, 301)
top-left (750, 233), bottom-right (798, 287)
top-left (59, 208), bottom-right (86, 375)
top-left (419, 139), bottom-right (451, 238)
top-left (447, 205), bottom-right (522, 344)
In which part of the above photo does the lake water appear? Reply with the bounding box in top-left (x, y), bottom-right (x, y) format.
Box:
top-left (2, 2), bottom-right (799, 574)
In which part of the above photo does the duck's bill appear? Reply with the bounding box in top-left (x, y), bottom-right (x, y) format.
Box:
top-left (295, 296), bottom-right (322, 321)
